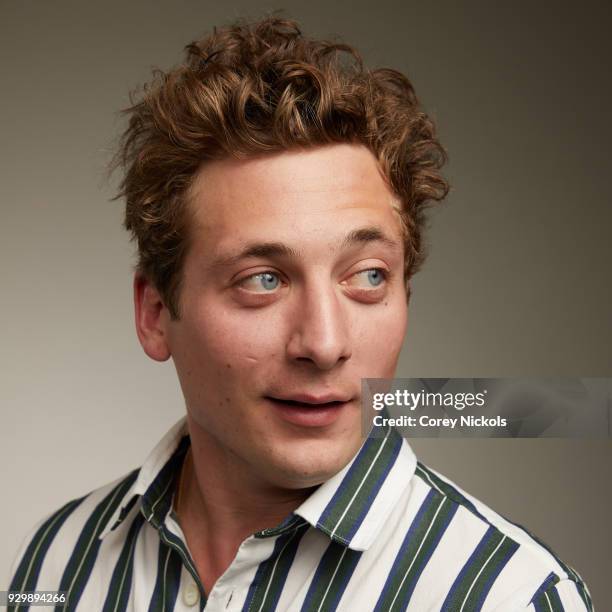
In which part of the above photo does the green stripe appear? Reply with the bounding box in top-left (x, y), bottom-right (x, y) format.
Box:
top-left (243, 523), bottom-right (309, 611)
top-left (375, 495), bottom-right (454, 611)
top-left (511, 530), bottom-right (591, 609)
top-left (141, 436), bottom-right (189, 528)
top-left (317, 427), bottom-right (399, 540)
top-left (158, 526), bottom-right (205, 604)
top-left (442, 528), bottom-right (506, 610)
top-left (575, 579), bottom-right (594, 612)
top-left (415, 463), bottom-right (485, 520)
top-left (147, 541), bottom-right (183, 612)
top-left (9, 497), bottom-right (85, 612)
top-left (333, 432), bottom-right (401, 543)
top-left (557, 569), bottom-right (593, 611)
top-left (139, 437), bottom-right (201, 604)
top-left (533, 583), bottom-right (564, 611)
top-left (418, 463), bottom-right (593, 611)
top-left (458, 536), bottom-right (518, 610)
top-left (102, 512), bottom-right (146, 612)
top-left (55, 470), bottom-right (139, 611)
top-left (254, 515), bottom-right (305, 539)
top-left (300, 542), bottom-right (361, 611)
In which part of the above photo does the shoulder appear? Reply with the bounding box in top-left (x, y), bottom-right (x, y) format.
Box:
top-left (407, 461), bottom-right (593, 610)
top-left (8, 468), bottom-right (140, 593)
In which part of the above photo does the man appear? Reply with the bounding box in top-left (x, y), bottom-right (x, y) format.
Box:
top-left (8, 16), bottom-right (593, 612)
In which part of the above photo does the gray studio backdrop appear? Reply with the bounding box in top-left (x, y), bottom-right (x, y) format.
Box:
top-left (2, 0), bottom-right (610, 606)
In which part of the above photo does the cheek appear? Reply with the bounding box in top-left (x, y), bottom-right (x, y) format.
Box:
top-left (356, 302), bottom-right (407, 372)
top-left (178, 307), bottom-right (282, 375)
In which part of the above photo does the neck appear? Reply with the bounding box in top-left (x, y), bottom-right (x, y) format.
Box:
top-left (175, 417), bottom-right (316, 574)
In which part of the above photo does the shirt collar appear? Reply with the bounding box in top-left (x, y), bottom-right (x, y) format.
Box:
top-left (293, 422), bottom-right (416, 551)
top-left (99, 417), bottom-right (189, 539)
top-left (99, 416), bottom-right (416, 551)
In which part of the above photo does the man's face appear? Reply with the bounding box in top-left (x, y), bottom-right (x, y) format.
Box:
top-left (163, 143), bottom-right (408, 489)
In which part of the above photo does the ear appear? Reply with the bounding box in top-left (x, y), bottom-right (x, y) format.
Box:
top-left (133, 273), bottom-right (171, 362)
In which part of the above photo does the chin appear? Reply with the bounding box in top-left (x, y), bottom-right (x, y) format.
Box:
top-left (263, 438), bottom-right (361, 489)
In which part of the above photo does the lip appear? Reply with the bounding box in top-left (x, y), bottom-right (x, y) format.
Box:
top-left (269, 392), bottom-right (352, 405)
top-left (265, 394), bottom-right (352, 427)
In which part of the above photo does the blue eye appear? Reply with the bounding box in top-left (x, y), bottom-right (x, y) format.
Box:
top-left (259, 272), bottom-right (279, 290)
top-left (241, 271), bottom-right (281, 292)
top-left (365, 269), bottom-right (384, 286)
top-left (351, 268), bottom-right (386, 288)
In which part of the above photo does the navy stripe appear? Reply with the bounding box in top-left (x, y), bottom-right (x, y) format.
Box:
top-left (374, 491), bottom-right (458, 611)
top-left (7, 420), bottom-right (594, 612)
top-left (317, 434), bottom-right (385, 528)
top-left (300, 542), bottom-right (362, 611)
top-left (259, 527), bottom-right (309, 611)
top-left (441, 525), bottom-right (499, 610)
top-left (316, 427), bottom-right (398, 542)
top-left (374, 489), bottom-right (439, 611)
top-left (322, 548), bottom-right (361, 610)
top-left (141, 436), bottom-right (190, 528)
top-left (158, 526), bottom-right (204, 603)
top-left (472, 537), bottom-right (519, 610)
top-left (415, 463), bottom-right (488, 523)
top-left (240, 525), bottom-right (308, 612)
top-left (497, 507), bottom-right (585, 590)
top-left (240, 530), bottom-right (295, 612)
top-left (102, 511), bottom-right (146, 612)
top-left (55, 470), bottom-right (139, 611)
top-left (147, 541), bottom-right (183, 612)
top-left (575, 580), bottom-right (594, 612)
top-left (343, 432), bottom-right (402, 542)
top-left (533, 583), bottom-right (564, 612)
top-left (8, 497), bottom-right (85, 612)
top-left (546, 585), bottom-right (564, 610)
top-left (504, 512), bottom-right (593, 611)
top-left (395, 498), bottom-right (458, 610)
top-left (530, 572), bottom-right (560, 605)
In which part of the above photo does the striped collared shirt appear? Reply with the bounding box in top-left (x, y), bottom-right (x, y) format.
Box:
top-left (8, 417), bottom-right (593, 611)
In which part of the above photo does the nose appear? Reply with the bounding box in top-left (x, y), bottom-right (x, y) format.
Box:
top-left (285, 282), bottom-right (352, 370)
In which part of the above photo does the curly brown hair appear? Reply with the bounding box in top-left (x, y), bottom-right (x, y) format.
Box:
top-left (111, 16), bottom-right (448, 319)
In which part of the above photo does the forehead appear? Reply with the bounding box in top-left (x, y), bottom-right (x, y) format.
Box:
top-left (186, 143), bottom-right (403, 256)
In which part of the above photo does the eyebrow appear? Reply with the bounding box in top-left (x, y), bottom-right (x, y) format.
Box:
top-left (210, 242), bottom-right (299, 269)
top-left (340, 226), bottom-right (401, 252)
top-left (210, 225), bottom-right (401, 269)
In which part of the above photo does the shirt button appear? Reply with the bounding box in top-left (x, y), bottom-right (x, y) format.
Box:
top-left (182, 581), bottom-right (200, 607)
